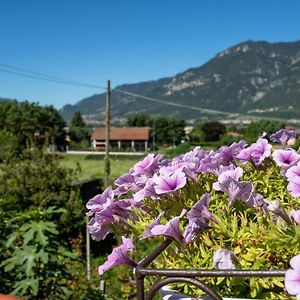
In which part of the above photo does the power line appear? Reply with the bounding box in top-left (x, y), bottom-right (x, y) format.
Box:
top-left (0, 63), bottom-right (105, 90)
top-left (113, 88), bottom-right (231, 116)
top-left (0, 62), bottom-right (295, 123)
top-left (113, 88), bottom-right (293, 123)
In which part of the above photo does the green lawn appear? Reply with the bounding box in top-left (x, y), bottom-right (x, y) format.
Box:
top-left (59, 154), bottom-right (143, 181)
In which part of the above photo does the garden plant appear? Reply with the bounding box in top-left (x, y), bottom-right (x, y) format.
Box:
top-left (87, 129), bottom-right (300, 299)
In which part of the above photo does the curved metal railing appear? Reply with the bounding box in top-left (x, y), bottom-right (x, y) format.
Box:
top-left (134, 239), bottom-right (286, 300)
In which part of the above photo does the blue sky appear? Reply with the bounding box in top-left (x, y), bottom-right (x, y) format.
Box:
top-left (1, 0), bottom-right (300, 109)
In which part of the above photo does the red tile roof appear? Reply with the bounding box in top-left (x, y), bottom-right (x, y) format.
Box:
top-left (91, 127), bottom-right (149, 141)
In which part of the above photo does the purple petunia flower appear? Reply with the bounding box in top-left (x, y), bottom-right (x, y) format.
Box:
top-left (213, 249), bottom-right (237, 270)
top-left (285, 254), bottom-right (300, 299)
top-left (247, 193), bottom-right (270, 215)
top-left (266, 200), bottom-right (293, 225)
top-left (286, 163), bottom-right (300, 181)
top-left (88, 217), bottom-right (112, 241)
top-left (213, 165), bottom-right (243, 190)
top-left (143, 209), bottom-right (187, 243)
top-left (153, 169), bottom-right (187, 195)
top-left (213, 176), bottom-right (253, 205)
top-left (270, 129), bottom-right (296, 148)
top-left (142, 211), bottom-right (165, 239)
top-left (273, 149), bottom-right (299, 169)
top-left (133, 178), bottom-right (160, 202)
top-left (186, 193), bottom-right (217, 223)
top-left (86, 187), bottom-right (114, 215)
top-left (183, 194), bottom-right (217, 244)
top-left (132, 153), bottom-right (162, 176)
top-left (237, 137), bottom-right (272, 166)
top-left (183, 219), bottom-right (209, 244)
top-left (98, 236), bottom-right (137, 275)
top-left (287, 177), bottom-right (300, 198)
top-left (291, 210), bottom-right (300, 225)
top-left (213, 140), bottom-right (247, 166)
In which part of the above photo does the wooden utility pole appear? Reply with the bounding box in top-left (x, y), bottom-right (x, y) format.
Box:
top-left (104, 80), bottom-right (111, 186)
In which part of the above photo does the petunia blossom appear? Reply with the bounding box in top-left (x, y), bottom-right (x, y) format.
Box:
top-left (86, 187), bottom-right (114, 215)
top-left (142, 211), bottom-right (164, 239)
top-left (183, 194), bottom-right (217, 244)
top-left (153, 169), bottom-right (187, 195)
top-left (213, 177), bottom-right (253, 205)
top-left (186, 193), bottom-right (217, 224)
top-left (212, 140), bottom-right (247, 166)
top-left (213, 165), bottom-right (243, 191)
top-left (144, 209), bottom-right (187, 243)
top-left (270, 129), bottom-right (296, 148)
top-left (237, 138), bottom-right (272, 166)
top-left (272, 149), bottom-right (299, 169)
top-left (291, 210), bottom-right (300, 225)
top-left (183, 219), bottom-right (209, 244)
top-left (266, 200), bottom-right (293, 225)
top-left (287, 177), bottom-right (300, 198)
top-left (213, 249), bottom-right (237, 270)
top-left (285, 254), bottom-right (300, 299)
top-left (98, 236), bottom-right (137, 275)
top-left (132, 153), bottom-right (162, 176)
top-left (286, 164), bottom-right (300, 182)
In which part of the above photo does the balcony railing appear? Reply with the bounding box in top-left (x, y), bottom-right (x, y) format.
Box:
top-left (134, 239), bottom-right (286, 300)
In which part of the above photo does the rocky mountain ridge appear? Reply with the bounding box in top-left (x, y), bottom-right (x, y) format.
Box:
top-left (59, 39), bottom-right (300, 123)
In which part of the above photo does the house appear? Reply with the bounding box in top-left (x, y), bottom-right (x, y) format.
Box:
top-left (91, 127), bottom-right (149, 152)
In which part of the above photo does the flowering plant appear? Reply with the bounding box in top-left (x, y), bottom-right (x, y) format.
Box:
top-left (87, 129), bottom-right (300, 299)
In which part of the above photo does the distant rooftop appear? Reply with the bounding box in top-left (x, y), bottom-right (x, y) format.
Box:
top-left (91, 127), bottom-right (149, 140)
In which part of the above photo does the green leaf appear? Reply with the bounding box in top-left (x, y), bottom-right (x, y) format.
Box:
top-left (12, 277), bottom-right (39, 296)
top-left (20, 220), bottom-right (58, 246)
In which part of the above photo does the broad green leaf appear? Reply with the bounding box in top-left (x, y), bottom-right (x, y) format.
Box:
top-left (12, 277), bottom-right (39, 296)
top-left (20, 220), bottom-right (58, 246)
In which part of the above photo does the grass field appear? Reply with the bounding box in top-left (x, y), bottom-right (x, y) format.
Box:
top-left (59, 153), bottom-right (144, 181)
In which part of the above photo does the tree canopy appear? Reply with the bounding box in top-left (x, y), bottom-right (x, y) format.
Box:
top-left (127, 113), bottom-right (186, 148)
top-left (0, 100), bottom-right (66, 150)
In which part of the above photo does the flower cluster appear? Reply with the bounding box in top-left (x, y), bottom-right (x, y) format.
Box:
top-left (87, 129), bottom-right (300, 298)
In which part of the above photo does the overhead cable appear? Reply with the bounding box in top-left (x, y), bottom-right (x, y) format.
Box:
top-left (0, 63), bottom-right (104, 90)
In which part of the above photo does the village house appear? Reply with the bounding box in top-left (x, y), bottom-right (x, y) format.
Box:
top-left (91, 127), bottom-right (149, 152)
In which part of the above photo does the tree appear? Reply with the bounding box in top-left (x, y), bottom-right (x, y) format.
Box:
top-left (71, 111), bottom-right (85, 128)
top-left (242, 120), bottom-right (284, 143)
top-left (201, 121), bottom-right (226, 141)
top-left (127, 113), bottom-right (151, 127)
top-left (0, 101), bottom-right (66, 150)
top-left (188, 122), bottom-right (205, 144)
top-left (153, 117), bottom-right (186, 147)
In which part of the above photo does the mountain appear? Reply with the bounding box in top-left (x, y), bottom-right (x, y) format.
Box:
top-left (60, 40), bottom-right (300, 124)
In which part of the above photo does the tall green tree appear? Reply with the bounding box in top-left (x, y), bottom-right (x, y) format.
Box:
top-left (127, 113), bottom-right (151, 127)
top-left (71, 111), bottom-right (86, 128)
top-left (201, 121), bottom-right (226, 141)
top-left (0, 100), bottom-right (66, 150)
top-left (242, 120), bottom-right (284, 143)
top-left (127, 114), bottom-right (186, 147)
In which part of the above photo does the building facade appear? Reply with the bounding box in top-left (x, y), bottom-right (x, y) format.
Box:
top-left (91, 127), bottom-right (149, 152)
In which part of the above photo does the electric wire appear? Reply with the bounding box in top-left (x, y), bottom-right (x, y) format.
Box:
top-left (113, 88), bottom-right (292, 122)
top-left (0, 63), bottom-right (105, 90)
top-left (113, 88), bottom-right (231, 116)
top-left (0, 62), bottom-right (294, 122)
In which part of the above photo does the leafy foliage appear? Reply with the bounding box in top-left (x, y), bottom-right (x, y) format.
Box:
top-left (0, 100), bottom-right (66, 150)
top-left (242, 120), bottom-right (284, 143)
top-left (71, 111), bottom-right (86, 128)
top-left (127, 113), bottom-right (186, 148)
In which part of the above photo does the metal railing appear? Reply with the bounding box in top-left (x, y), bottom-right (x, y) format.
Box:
top-left (134, 239), bottom-right (286, 300)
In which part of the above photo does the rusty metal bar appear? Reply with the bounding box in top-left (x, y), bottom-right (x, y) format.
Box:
top-left (138, 268), bottom-right (286, 278)
top-left (146, 277), bottom-right (223, 300)
top-left (135, 239), bottom-right (287, 299)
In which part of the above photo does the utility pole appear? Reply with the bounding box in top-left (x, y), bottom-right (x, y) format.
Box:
top-left (152, 118), bottom-right (155, 152)
top-left (104, 80), bottom-right (111, 186)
